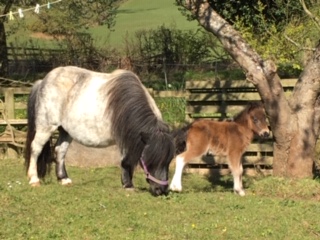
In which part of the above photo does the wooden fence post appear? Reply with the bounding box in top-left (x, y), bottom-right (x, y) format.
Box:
top-left (4, 88), bottom-right (15, 119)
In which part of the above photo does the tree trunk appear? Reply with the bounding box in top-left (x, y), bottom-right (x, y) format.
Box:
top-left (180, 0), bottom-right (320, 178)
top-left (0, 0), bottom-right (14, 77)
top-left (0, 21), bottom-right (8, 77)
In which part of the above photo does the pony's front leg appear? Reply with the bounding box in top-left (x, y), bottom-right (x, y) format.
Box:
top-left (170, 154), bottom-right (186, 192)
top-left (121, 156), bottom-right (134, 188)
top-left (55, 128), bottom-right (72, 185)
top-left (228, 156), bottom-right (245, 196)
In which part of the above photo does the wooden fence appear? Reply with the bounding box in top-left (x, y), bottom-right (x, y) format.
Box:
top-left (0, 79), bottom-right (297, 166)
top-left (0, 88), bottom-right (30, 157)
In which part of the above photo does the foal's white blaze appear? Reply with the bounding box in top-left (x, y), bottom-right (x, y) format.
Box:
top-left (169, 155), bottom-right (186, 192)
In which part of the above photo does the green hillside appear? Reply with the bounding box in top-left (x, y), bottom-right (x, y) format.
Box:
top-left (6, 0), bottom-right (199, 49)
top-left (90, 0), bottom-right (199, 47)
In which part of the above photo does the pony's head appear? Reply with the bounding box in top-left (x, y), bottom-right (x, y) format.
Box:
top-left (247, 102), bottom-right (270, 138)
top-left (140, 131), bottom-right (175, 196)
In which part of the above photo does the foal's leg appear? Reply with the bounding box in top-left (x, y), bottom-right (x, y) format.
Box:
top-left (228, 153), bottom-right (245, 196)
top-left (170, 144), bottom-right (207, 192)
top-left (55, 127), bottom-right (72, 185)
top-left (169, 152), bottom-right (187, 192)
top-left (121, 155), bottom-right (134, 188)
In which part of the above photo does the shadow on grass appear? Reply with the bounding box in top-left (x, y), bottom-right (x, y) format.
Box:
top-left (178, 169), bottom-right (260, 194)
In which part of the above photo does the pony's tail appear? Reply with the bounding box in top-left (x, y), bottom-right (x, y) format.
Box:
top-left (171, 125), bottom-right (190, 155)
top-left (24, 81), bottom-right (52, 179)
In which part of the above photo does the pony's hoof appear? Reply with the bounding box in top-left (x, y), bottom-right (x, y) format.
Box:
top-left (122, 183), bottom-right (134, 189)
top-left (30, 181), bottom-right (41, 187)
top-left (60, 178), bottom-right (72, 185)
top-left (29, 176), bottom-right (40, 187)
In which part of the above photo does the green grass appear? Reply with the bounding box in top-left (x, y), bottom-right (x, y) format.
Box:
top-left (91, 0), bottom-right (199, 47)
top-left (155, 97), bottom-right (186, 126)
top-left (7, 0), bottom-right (199, 49)
top-left (1, 158), bottom-right (320, 239)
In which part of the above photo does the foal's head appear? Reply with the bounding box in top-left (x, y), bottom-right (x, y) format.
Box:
top-left (140, 130), bottom-right (175, 196)
top-left (246, 102), bottom-right (270, 138)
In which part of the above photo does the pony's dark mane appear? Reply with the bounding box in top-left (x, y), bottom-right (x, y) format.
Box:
top-left (106, 70), bottom-right (171, 166)
top-left (233, 102), bottom-right (262, 124)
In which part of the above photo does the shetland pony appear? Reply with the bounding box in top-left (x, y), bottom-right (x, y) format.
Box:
top-left (25, 66), bottom-right (175, 196)
top-left (170, 102), bottom-right (269, 196)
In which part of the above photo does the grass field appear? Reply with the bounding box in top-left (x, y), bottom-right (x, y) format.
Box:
top-left (90, 0), bottom-right (199, 47)
top-left (1, 158), bottom-right (320, 239)
top-left (7, 0), bottom-right (198, 49)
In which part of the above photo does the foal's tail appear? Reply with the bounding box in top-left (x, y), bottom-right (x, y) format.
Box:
top-left (25, 80), bottom-right (52, 178)
top-left (171, 125), bottom-right (190, 155)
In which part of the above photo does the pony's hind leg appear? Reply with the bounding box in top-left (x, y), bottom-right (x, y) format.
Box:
top-left (228, 154), bottom-right (245, 196)
top-left (28, 129), bottom-right (55, 186)
top-left (121, 155), bottom-right (134, 189)
top-left (55, 127), bottom-right (72, 185)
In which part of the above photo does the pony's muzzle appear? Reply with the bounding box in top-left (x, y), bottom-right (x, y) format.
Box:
top-left (149, 182), bottom-right (169, 196)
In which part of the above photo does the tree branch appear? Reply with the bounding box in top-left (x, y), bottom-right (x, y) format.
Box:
top-left (283, 33), bottom-right (315, 52)
top-left (0, 0), bottom-right (14, 23)
top-left (300, 0), bottom-right (320, 32)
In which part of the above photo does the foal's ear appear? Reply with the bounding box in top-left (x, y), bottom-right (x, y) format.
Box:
top-left (247, 101), bottom-right (262, 111)
top-left (140, 132), bottom-right (150, 144)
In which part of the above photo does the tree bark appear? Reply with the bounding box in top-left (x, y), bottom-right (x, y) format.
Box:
top-left (180, 0), bottom-right (320, 178)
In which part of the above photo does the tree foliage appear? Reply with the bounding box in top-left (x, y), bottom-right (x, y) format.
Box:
top-left (0, 0), bottom-right (119, 77)
top-left (133, 25), bottom-right (218, 65)
top-left (176, 0), bottom-right (320, 178)
top-left (177, 0), bottom-right (320, 71)
top-left (27, 0), bottom-right (118, 35)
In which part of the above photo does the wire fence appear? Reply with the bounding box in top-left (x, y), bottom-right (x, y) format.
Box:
top-left (3, 46), bottom-right (239, 88)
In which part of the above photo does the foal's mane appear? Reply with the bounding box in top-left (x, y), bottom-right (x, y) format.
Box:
top-left (105, 70), bottom-right (170, 165)
top-left (233, 102), bottom-right (262, 124)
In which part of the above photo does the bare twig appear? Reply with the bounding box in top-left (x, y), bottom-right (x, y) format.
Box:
top-left (283, 34), bottom-right (315, 51)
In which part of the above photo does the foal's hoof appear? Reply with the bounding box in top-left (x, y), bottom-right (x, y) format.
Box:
top-left (169, 184), bottom-right (182, 192)
top-left (234, 189), bottom-right (246, 196)
top-left (60, 178), bottom-right (72, 185)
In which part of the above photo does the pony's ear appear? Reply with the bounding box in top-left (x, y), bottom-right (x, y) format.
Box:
top-left (140, 132), bottom-right (150, 144)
